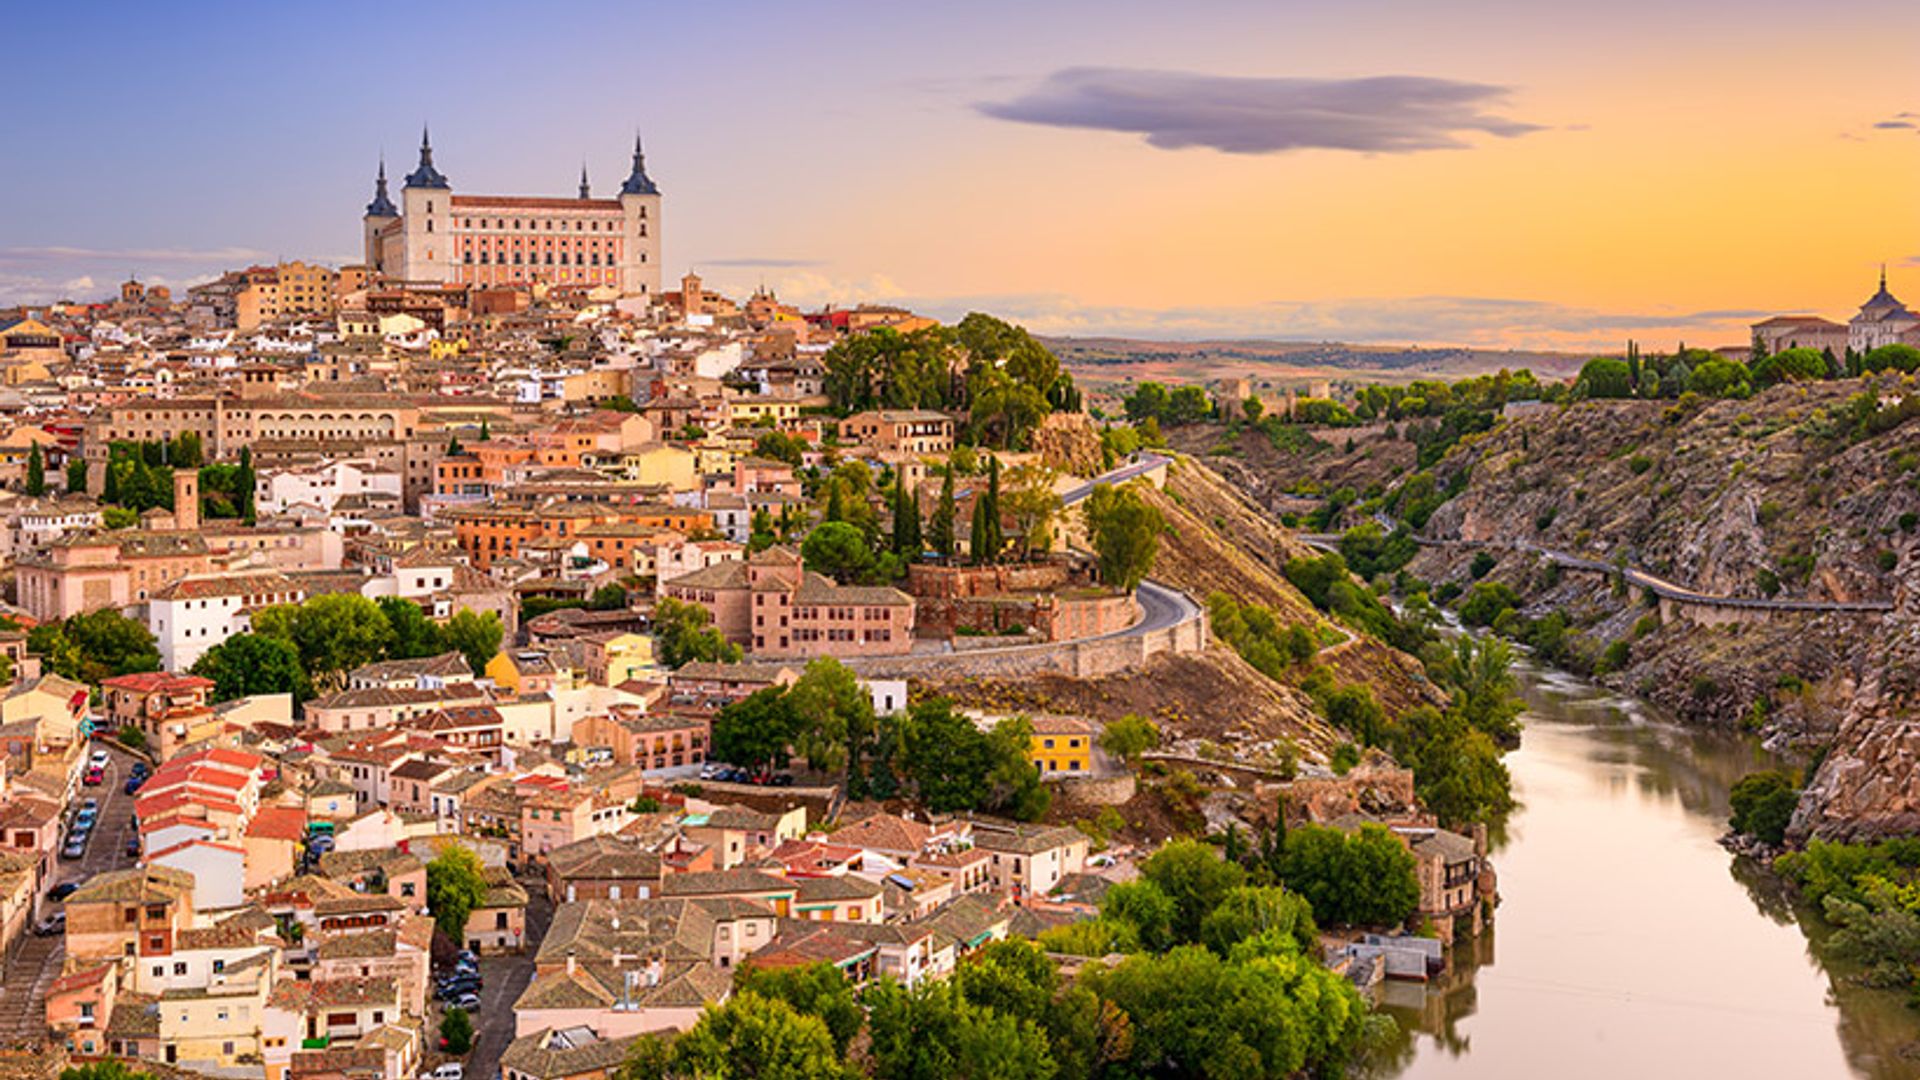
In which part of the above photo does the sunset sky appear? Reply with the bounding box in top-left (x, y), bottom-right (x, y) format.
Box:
top-left (2, 0), bottom-right (1915, 351)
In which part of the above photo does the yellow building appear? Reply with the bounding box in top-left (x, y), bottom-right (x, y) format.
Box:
top-left (582, 631), bottom-right (655, 687)
top-left (1029, 716), bottom-right (1095, 775)
top-left (597, 442), bottom-right (697, 490)
top-left (485, 648), bottom-right (569, 696)
top-left (729, 398), bottom-right (801, 427)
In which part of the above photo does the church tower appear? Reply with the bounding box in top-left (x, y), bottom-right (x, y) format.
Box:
top-left (618, 133), bottom-right (663, 297)
top-left (362, 157), bottom-right (399, 273)
top-left (399, 126), bottom-right (452, 283)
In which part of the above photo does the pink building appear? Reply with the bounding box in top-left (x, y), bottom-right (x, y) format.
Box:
top-left (660, 546), bottom-right (915, 658)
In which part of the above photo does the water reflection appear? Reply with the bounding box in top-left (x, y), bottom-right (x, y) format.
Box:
top-left (1378, 662), bottom-right (1920, 1080)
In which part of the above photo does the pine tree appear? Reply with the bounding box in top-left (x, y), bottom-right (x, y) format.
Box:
top-left (929, 469), bottom-right (956, 560)
top-left (102, 458), bottom-right (120, 504)
top-left (24, 443), bottom-right (45, 497)
top-left (236, 446), bottom-right (257, 526)
top-left (447, 435), bottom-right (463, 456)
top-left (479, 419), bottom-right (491, 441)
top-left (1625, 340), bottom-right (1641, 392)
top-left (65, 456), bottom-right (87, 495)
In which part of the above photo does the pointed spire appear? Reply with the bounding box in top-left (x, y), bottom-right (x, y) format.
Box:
top-left (404, 124), bottom-right (449, 189)
top-left (579, 162), bottom-right (590, 200)
top-left (620, 130), bottom-right (659, 196)
top-left (365, 155), bottom-right (398, 218)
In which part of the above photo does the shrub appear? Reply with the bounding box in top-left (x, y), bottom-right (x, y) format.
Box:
top-left (1329, 742), bottom-right (1360, 775)
top-left (1457, 581), bottom-right (1522, 627)
top-left (1628, 455), bottom-right (1653, 475)
top-left (1729, 770), bottom-right (1799, 845)
top-left (1468, 551), bottom-right (1498, 579)
top-left (1878, 550), bottom-right (1899, 573)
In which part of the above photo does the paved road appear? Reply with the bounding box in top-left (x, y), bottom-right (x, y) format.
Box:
top-left (0, 743), bottom-right (142, 1046)
top-left (462, 883), bottom-right (553, 1080)
top-left (1059, 453), bottom-right (1174, 506)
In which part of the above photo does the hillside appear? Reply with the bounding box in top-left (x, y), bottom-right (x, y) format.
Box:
top-left (1382, 375), bottom-right (1920, 840)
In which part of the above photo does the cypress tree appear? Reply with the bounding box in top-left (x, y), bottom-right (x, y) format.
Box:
top-left (824, 479), bottom-right (845, 523)
top-left (102, 459), bottom-right (120, 504)
top-left (969, 490), bottom-right (990, 566)
top-left (236, 446), bottom-right (257, 526)
top-left (479, 418), bottom-right (491, 441)
top-left (65, 456), bottom-right (87, 495)
top-left (982, 456), bottom-right (1003, 562)
top-left (930, 469), bottom-right (956, 560)
top-left (892, 477), bottom-right (922, 557)
top-left (25, 443), bottom-right (45, 497)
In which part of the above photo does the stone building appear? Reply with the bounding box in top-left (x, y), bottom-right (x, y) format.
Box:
top-left (363, 130), bottom-right (662, 297)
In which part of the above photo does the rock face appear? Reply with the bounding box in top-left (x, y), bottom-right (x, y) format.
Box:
top-left (1341, 378), bottom-right (1920, 839)
top-left (1032, 412), bottom-right (1104, 476)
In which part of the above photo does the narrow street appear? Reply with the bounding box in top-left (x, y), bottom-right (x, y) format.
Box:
top-left (461, 881), bottom-right (553, 1080)
top-left (0, 742), bottom-right (145, 1047)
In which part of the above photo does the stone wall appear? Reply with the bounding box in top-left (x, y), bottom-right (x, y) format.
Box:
top-left (906, 561), bottom-right (1071, 599)
top-left (848, 598), bottom-right (1209, 682)
top-left (917, 591), bottom-right (1137, 642)
top-left (1046, 771), bottom-right (1138, 812)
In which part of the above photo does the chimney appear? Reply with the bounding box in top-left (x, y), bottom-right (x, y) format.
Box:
top-left (645, 951), bottom-right (662, 987)
top-left (565, 947), bottom-right (576, 976)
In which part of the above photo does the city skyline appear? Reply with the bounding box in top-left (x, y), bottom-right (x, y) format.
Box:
top-left (2, 0), bottom-right (1916, 350)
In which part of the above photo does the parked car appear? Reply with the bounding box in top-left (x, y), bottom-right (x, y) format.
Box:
top-left (82, 767), bottom-right (104, 786)
top-left (307, 834), bottom-right (335, 855)
top-left (60, 837), bottom-right (85, 860)
top-left (89, 749), bottom-right (109, 769)
top-left (124, 775), bottom-right (144, 795)
top-left (454, 948), bottom-right (479, 965)
top-left (48, 882), bottom-right (79, 902)
top-left (130, 761), bottom-right (149, 776)
top-left (126, 835), bottom-right (141, 857)
top-left (427, 1063), bottom-right (466, 1080)
top-left (770, 774), bottom-right (795, 787)
top-left (450, 992), bottom-right (481, 1011)
top-left (33, 912), bottom-right (64, 936)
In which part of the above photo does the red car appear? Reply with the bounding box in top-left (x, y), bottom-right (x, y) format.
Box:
top-left (83, 767), bottom-right (104, 786)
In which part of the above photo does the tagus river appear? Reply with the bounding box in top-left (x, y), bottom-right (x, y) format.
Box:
top-left (1379, 663), bottom-right (1920, 1080)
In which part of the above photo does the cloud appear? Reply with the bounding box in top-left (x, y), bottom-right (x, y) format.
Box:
top-left (698, 257), bottom-right (824, 269)
top-left (0, 245), bottom-right (271, 266)
top-left (1863, 112), bottom-right (1920, 135)
top-left (1873, 120), bottom-right (1914, 130)
top-left (889, 291), bottom-right (1766, 352)
top-left (976, 68), bottom-right (1545, 154)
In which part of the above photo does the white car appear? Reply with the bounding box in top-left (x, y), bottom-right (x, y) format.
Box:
top-left (89, 750), bottom-right (109, 769)
top-left (426, 1064), bottom-right (464, 1080)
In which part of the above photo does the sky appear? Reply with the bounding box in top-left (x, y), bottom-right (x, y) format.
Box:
top-left (1, 0), bottom-right (1915, 352)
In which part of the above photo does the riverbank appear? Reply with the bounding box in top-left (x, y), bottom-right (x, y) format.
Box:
top-left (1378, 661), bottom-right (1920, 1080)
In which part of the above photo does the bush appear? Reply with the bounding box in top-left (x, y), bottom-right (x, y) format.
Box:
top-left (440, 1007), bottom-right (473, 1055)
top-left (1457, 581), bottom-right (1521, 627)
top-left (1729, 770), bottom-right (1799, 845)
top-left (1627, 455), bottom-right (1653, 475)
top-left (1468, 551), bottom-right (1498, 579)
top-left (116, 725), bottom-right (147, 750)
top-left (1598, 639), bottom-right (1631, 674)
top-left (1329, 742), bottom-right (1360, 775)
top-left (1878, 550), bottom-right (1899, 573)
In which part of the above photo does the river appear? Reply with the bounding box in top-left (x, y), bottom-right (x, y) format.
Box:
top-left (1379, 663), bottom-right (1920, 1080)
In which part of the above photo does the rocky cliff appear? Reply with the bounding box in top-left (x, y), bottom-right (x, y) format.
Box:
top-left (1373, 377), bottom-right (1920, 840)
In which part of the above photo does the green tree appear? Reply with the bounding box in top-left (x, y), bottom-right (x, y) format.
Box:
top-left (1098, 713), bottom-right (1160, 764)
top-left (866, 978), bottom-right (1055, 1080)
top-left (732, 963), bottom-right (864, 1056)
top-left (445, 609), bottom-right (505, 679)
top-left (254, 594), bottom-right (395, 688)
top-left (425, 844), bottom-right (490, 943)
top-left (1138, 838), bottom-right (1248, 944)
top-left (65, 456), bottom-right (88, 494)
top-left (1199, 885), bottom-right (1319, 957)
top-left (952, 940), bottom-right (1128, 1080)
top-left (1752, 347), bottom-right (1827, 387)
top-left (24, 442), bottom-right (45, 496)
top-left (1242, 396), bottom-right (1265, 422)
top-left (190, 633), bottom-right (312, 702)
top-left (1124, 382), bottom-right (1172, 423)
top-left (785, 658), bottom-right (873, 777)
top-left (1730, 770), bottom-right (1800, 846)
top-left (28, 610), bottom-right (161, 685)
top-left (754, 431), bottom-right (808, 467)
top-left (1084, 945), bottom-right (1370, 1080)
top-left (60, 1061), bottom-right (158, 1080)
top-left (983, 716), bottom-right (1051, 822)
top-left (623, 992), bottom-right (845, 1080)
top-left (440, 1006), bottom-right (474, 1055)
top-left (890, 476), bottom-right (922, 558)
top-left (929, 467), bottom-right (957, 560)
top-left (586, 583), bottom-right (630, 611)
top-left (101, 506), bottom-right (138, 529)
top-left (1577, 357), bottom-right (1633, 399)
top-left (801, 521), bottom-right (873, 583)
top-left (900, 697), bottom-right (996, 813)
top-left (378, 597), bottom-right (450, 659)
top-left (712, 687), bottom-right (802, 773)
top-left (1082, 483), bottom-right (1164, 591)
top-left (651, 597), bottom-right (742, 668)
top-left (1278, 823), bottom-right (1421, 927)
top-left (1101, 879), bottom-right (1178, 952)
top-left (235, 445), bottom-right (256, 525)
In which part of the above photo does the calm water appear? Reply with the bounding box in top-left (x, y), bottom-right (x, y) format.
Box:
top-left (1380, 664), bottom-right (1920, 1080)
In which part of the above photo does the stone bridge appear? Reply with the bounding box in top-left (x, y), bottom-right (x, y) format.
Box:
top-left (1299, 528), bottom-right (1894, 626)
